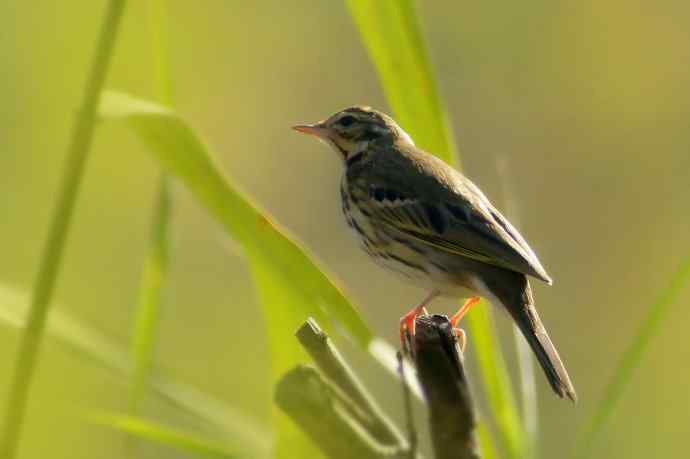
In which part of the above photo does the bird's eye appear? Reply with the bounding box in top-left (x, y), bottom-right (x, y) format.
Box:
top-left (338, 115), bottom-right (356, 127)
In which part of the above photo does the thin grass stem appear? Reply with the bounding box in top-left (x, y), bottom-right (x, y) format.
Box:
top-left (0, 1), bottom-right (127, 457)
top-left (576, 256), bottom-right (690, 457)
top-left (128, 0), bottom-right (174, 414)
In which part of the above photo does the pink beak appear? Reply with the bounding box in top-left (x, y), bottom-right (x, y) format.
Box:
top-left (292, 123), bottom-right (330, 138)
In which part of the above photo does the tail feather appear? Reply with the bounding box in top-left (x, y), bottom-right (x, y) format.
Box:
top-left (484, 274), bottom-right (577, 402)
top-left (510, 302), bottom-right (577, 402)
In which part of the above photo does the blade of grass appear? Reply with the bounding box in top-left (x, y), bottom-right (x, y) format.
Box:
top-left (346, 0), bottom-right (522, 455)
top-left (148, 0), bottom-right (173, 105)
top-left (497, 156), bottom-right (539, 459)
top-left (99, 91), bottom-right (372, 457)
top-left (345, 0), bottom-right (456, 160)
top-left (0, 2), bottom-right (127, 457)
top-left (149, 377), bottom-right (270, 457)
top-left (99, 91), bottom-right (371, 349)
top-left (90, 412), bottom-right (238, 459)
top-left (577, 256), bottom-right (690, 457)
top-left (512, 323), bottom-right (538, 458)
top-left (477, 422), bottom-right (499, 459)
top-left (128, 0), bottom-right (175, 414)
top-left (0, 283), bottom-right (271, 457)
top-left (129, 177), bottom-right (172, 411)
top-left (470, 302), bottom-right (524, 457)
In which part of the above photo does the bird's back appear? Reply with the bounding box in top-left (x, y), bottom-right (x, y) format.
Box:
top-left (345, 143), bottom-right (553, 284)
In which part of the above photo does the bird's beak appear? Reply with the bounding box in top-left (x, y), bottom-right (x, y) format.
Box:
top-left (292, 123), bottom-right (330, 139)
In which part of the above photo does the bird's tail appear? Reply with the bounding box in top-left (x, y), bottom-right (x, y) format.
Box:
top-left (494, 278), bottom-right (577, 402)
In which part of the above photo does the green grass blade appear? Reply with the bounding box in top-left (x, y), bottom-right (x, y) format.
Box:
top-left (346, 0), bottom-right (522, 455)
top-left (148, 0), bottom-right (174, 105)
top-left (498, 157), bottom-right (540, 459)
top-left (0, 285), bottom-right (130, 373)
top-left (0, 2), bottom-right (127, 457)
top-left (0, 284), bottom-right (271, 457)
top-left (513, 323), bottom-right (539, 459)
top-left (129, 177), bottom-right (172, 412)
top-left (469, 303), bottom-right (525, 457)
top-left (149, 377), bottom-right (270, 457)
top-left (91, 413), bottom-right (238, 458)
top-left (128, 0), bottom-right (175, 414)
top-left (577, 256), bottom-right (690, 456)
top-left (345, 0), bottom-right (456, 161)
top-left (477, 421), bottom-right (499, 459)
top-left (99, 90), bottom-right (372, 353)
top-left (100, 90), bottom-right (372, 457)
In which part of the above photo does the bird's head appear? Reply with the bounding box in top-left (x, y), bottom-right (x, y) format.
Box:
top-left (293, 106), bottom-right (413, 162)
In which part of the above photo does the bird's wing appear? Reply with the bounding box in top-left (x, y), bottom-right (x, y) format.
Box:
top-left (359, 153), bottom-right (552, 283)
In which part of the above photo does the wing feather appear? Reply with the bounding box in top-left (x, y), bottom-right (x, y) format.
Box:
top-left (362, 182), bottom-right (552, 283)
top-left (347, 143), bottom-right (553, 283)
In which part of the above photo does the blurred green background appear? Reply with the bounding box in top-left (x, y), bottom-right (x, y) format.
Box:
top-left (2, 1), bottom-right (690, 458)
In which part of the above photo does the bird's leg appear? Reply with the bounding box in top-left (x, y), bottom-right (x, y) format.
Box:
top-left (450, 296), bottom-right (480, 327)
top-left (399, 290), bottom-right (438, 349)
top-left (450, 296), bottom-right (480, 352)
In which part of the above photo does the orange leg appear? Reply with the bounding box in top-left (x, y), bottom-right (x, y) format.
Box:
top-left (450, 297), bottom-right (480, 352)
top-left (450, 296), bottom-right (480, 328)
top-left (399, 290), bottom-right (438, 348)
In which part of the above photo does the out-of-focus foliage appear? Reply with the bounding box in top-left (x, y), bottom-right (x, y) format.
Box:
top-left (1, 1), bottom-right (690, 458)
top-left (100, 90), bottom-right (373, 457)
top-left (579, 256), bottom-right (690, 455)
top-left (91, 412), bottom-right (238, 458)
top-left (0, 283), bottom-right (271, 457)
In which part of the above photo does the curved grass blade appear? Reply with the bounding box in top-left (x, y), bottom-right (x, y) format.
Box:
top-left (346, 0), bottom-right (522, 455)
top-left (0, 3), bottom-right (127, 457)
top-left (345, 0), bottom-right (456, 160)
top-left (90, 412), bottom-right (238, 459)
top-left (99, 90), bottom-right (371, 457)
top-left (129, 0), bottom-right (175, 414)
top-left (577, 256), bottom-right (690, 456)
top-left (0, 284), bottom-right (271, 457)
top-left (99, 91), bottom-right (370, 351)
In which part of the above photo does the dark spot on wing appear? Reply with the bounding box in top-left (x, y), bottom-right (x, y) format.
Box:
top-left (445, 203), bottom-right (469, 222)
top-left (371, 187), bottom-right (386, 202)
top-left (424, 204), bottom-right (446, 234)
top-left (385, 189), bottom-right (398, 201)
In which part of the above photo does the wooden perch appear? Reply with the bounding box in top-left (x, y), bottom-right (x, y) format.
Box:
top-left (296, 319), bottom-right (407, 448)
top-left (411, 315), bottom-right (480, 459)
top-left (276, 316), bottom-right (480, 459)
top-left (275, 365), bottom-right (408, 459)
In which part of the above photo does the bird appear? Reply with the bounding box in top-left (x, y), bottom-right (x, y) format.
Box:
top-left (293, 106), bottom-right (576, 402)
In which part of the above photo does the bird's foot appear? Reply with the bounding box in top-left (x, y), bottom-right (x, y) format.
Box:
top-left (452, 327), bottom-right (467, 353)
top-left (399, 306), bottom-right (429, 351)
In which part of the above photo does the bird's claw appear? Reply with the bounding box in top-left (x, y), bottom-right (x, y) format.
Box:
top-left (452, 327), bottom-right (467, 353)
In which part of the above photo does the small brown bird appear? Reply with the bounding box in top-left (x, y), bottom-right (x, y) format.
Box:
top-left (293, 106), bottom-right (576, 401)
